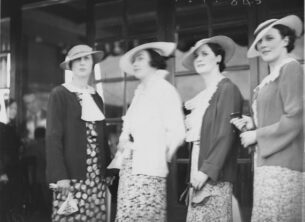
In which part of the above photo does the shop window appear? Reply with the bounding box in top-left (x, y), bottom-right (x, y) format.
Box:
top-left (0, 18), bottom-right (10, 90)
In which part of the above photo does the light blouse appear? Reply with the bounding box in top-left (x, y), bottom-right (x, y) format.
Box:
top-left (119, 71), bottom-right (185, 177)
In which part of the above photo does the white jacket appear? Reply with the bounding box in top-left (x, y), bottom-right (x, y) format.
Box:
top-left (119, 73), bottom-right (185, 177)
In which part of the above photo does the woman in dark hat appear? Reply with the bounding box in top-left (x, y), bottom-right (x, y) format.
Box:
top-left (231, 15), bottom-right (304, 221)
top-left (182, 36), bottom-right (243, 221)
top-left (114, 42), bottom-right (185, 221)
top-left (46, 44), bottom-right (111, 221)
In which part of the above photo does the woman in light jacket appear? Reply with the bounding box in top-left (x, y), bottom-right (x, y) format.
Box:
top-left (182, 36), bottom-right (243, 221)
top-left (46, 44), bottom-right (111, 222)
top-left (231, 15), bottom-right (304, 221)
top-left (114, 42), bottom-right (185, 222)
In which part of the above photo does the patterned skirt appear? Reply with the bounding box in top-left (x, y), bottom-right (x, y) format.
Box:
top-left (52, 122), bottom-right (107, 222)
top-left (186, 182), bottom-right (233, 222)
top-left (251, 166), bottom-right (304, 222)
top-left (115, 153), bottom-right (167, 222)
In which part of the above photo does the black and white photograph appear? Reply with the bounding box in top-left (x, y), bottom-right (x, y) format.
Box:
top-left (0, 0), bottom-right (304, 221)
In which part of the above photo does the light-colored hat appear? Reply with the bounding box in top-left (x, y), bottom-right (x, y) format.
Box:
top-left (182, 35), bottom-right (236, 71)
top-left (60, 44), bottom-right (104, 70)
top-left (119, 42), bottom-right (176, 75)
top-left (247, 15), bottom-right (303, 58)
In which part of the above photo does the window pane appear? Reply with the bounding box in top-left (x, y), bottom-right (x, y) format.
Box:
top-left (0, 18), bottom-right (10, 89)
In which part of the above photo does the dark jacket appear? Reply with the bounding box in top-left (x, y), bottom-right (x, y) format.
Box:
top-left (46, 85), bottom-right (111, 183)
top-left (0, 122), bottom-right (21, 176)
top-left (198, 78), bottom-right (243, 183)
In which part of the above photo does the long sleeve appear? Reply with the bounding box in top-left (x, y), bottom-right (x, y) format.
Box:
top-left (257, 62), bottom-right (303, 158)
top-left (161, 86), bottom-right (186, 162)
top-left (199, 82), bottom-right (242, 181)
top-left (46, 88), bottom-right (68, 183)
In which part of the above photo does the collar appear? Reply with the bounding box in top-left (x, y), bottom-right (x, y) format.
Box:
top-left (135, 69), bottom-right (169, 96)
top-left (62, 83), bottom-right (95, 94)
top-left (255, 57), bottom-right (296, 92)
top-left (62, 83), bottom-right (105, 122)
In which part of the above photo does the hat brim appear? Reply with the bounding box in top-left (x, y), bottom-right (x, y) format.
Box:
top-left (60, 51), bottom-right (104, 70)
top-left (119, 42), bottom-right (176, 75)
top-left (247, 15), bottom-right (303, 58)
top-left (182, 35), bottom-right (236, 71)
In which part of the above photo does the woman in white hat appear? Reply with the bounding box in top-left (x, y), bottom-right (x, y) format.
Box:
top-left (114, 42), bottom-right (185, 221)
top-left (231, 15), bottom-right (304, 221)
top-left (181, 36), bottom-right (243, 221)
top-left (46, 44), bottom-right (111, 221)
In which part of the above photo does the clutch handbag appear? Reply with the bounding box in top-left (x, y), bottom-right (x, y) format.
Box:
top-left (191, 181), bottom-right (222, 206)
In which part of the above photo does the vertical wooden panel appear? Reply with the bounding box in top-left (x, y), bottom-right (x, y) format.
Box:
top-left (86, 0), bottom-right (95, 46)
top-left (157, 0), bottom-right (176, 83)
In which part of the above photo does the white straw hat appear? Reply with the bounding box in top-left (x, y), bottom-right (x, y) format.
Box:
top-left (247, 15), bottom-right (303, 58)
top-left (119, 42), bottom-right (176, 75)
top-left (182, 35), bottom-right (236, 71)
top-left (60, 44), bottom-right (104, 70)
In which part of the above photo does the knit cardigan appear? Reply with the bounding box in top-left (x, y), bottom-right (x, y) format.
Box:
top-left (255, 60), bottom-right (304, 171)
top-left (197, 78), bottom-right (243, 183)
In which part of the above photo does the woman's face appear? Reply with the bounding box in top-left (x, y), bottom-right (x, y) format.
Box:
top-left (256, 28), bottom-right (289, 63)
top-left (132, 50), bottom-right (156, 80)
top-left (193, 44), bottom-right (221, 74)
top-left (71, 55), bottom-right (94, 78)
top-left (7, 102), bottom-right (17, 120)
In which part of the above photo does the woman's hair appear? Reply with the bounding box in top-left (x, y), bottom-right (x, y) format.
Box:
top-left (206, 43), bottom-right (226, 72)
top-left (4, 98), bottom-right (16, 108)
top-left (272, 24), bottom-right (296, 53)
top-left (145, 49), bottom-right (167, 70)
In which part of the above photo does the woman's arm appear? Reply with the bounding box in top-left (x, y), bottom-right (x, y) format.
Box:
top-left (46, 88), bottom-right (68, 183)
top-left (162, 86), bottom-right (186, 162)
top-left (199, 82), bottom-right (243, 181)
top-left (257, 62), bottom-right (303, 158)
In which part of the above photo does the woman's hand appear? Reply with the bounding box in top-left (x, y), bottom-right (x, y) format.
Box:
top-left (191, 171), bottom-right (208, 190)
top-left (240, 130), bottom-right (257, 147)
top-left (57, 179), bottom-right (71, 196)
top-left (230, 115), bottom-right (254, 131)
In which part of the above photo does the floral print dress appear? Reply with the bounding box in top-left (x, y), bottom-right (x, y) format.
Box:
top-left (115, 151), bottom-right (167, 222)
top-left (52, 93), bottom-right (107, 222)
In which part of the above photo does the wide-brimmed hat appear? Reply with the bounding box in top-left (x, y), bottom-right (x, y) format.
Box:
top-left (247, 15), bottom-right (303, 58)
top-left (60, 44), bottom-right (104, 70)
top-left (182, 35), bottom-right (236, 71)
top-left (119, 42), bottom-right (176, 75)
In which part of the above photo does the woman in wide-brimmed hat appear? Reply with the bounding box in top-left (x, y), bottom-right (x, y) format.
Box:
top-left (46, 44), bottom-right (111, 221)
top-left (182, 35), bottom-right (243, 221)
top-left (114, 42), bottom-right (185, 221)
top-left (231, 15), bottom-right (304, 221)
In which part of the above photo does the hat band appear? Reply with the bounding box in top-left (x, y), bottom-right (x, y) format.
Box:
top-left (254, 20), bottom-right (277, 37)
top-left (69, 50), bottom-right (93, 58)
